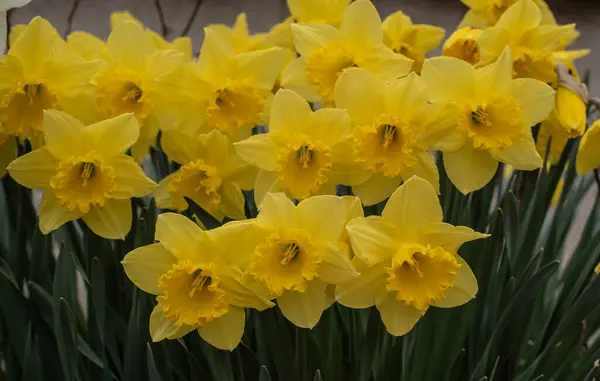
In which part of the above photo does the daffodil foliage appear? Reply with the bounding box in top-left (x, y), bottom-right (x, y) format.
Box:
top-left (0, 0), bottom-right (599, 381)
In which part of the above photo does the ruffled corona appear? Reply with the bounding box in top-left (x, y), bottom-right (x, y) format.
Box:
top-left (275, 140), bottom-right (333, 200)
top-left (207, 81), bottom-right (265, 136)
top-left (0, 83), bottom-right (58, 140)
top-left (442, 27), bottom-right (482, 65)
top-left (354, 116), bottom-right (418, 177)
top-left (513, 48), bottom-right (556, 85)
top-left (167, 160), bottom-right (223, 212)
top-left (50, 155), bottom-right (116, 213)
top-left (93, 68), bottom-right (153, 122)
top-left (305, 43), bottom-right (356, 102)
top-left (157, 260), bottom-right (229, 327)
top-left (386, 244), bottom-right (460, 311)
top-left (249, 229), bottom-right (322, 296)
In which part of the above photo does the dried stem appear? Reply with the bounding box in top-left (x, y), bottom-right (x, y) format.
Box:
top-left (180, 0), bottom-right (204, 36)
top-left (64, 0), bottom-right (82, 38)
top-left (154, 0), bottom-right (170, 38)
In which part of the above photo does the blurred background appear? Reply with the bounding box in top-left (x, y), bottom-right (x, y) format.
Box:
top-left (9, 0), bottom-right (598, 94)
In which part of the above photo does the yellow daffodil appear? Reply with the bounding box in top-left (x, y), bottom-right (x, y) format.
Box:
top-left (552, 62), bottom-right (587, 138)
top-left (66, 31), bottom-right (106, 60)
top-left (111, 11), bottom-right (192, 60)
top-left (156, 129), bottom-right (256, 220)
top-left (210, 13), bottom-right (268, 53)
top-left (0, 132), bottom-right (16, 178)
top-left (0, 17), bottom-right (99, 145)
top-left (420, 48), bottom-right (555, 194)
top-left (335, 68), bottom-right (439, 205)
top-left (234, 89), bottom-right (354, 204)
top-left (245, 193), bottom-right (358, 328)
top-left (7, 110), bottom-right (156, 239)
top-left (8, 23), bottom-right (26, 47)
top-left (382, 10), bottom-right (445, 73)
top-left (281, 0), bottom-right (412, 104)
top-left (442, 27), bottom-right (483, 65)
top-left (288, 0), bottom-right (350, 25)
top-left (166, 28), bottom-right (283, 141)
top-left (338, 195), bottom-right (364, 260)
top-left (576, 120), bottom-right (600, 175)
top-left (122, 213), bottom-right (273, 350)
top-left (536, 112), bottom-right (569, 165)
top-left (477, 0), bottom-right (575, 84)
top-left (336, 176), bottom-right (488, 336)
top-left (459, 0), bottom-right (555, 28)
top-left (91, 21), bottom-right (187, 160)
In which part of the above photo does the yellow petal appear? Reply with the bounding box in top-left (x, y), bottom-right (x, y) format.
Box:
top-left (310, 108), bottom-right (352, 146)
top-left (197, 27), bottom-right (236, 81)
top-left (346, 216), bottom-right (398, 266)
top-left (432, 255), bottom-right (478, 308)
top-left (108, 155), bottom-right (157, 198)
top-left (270, 89), bottom-right (313, 135)
top-left (105, 21), bottom-right (155, 69)
top-left (216, 264), bottom-right (274, 311)
top-left (39, 192), bottom-right (83, 234)
top-left (495, 0), bottom-right (541, 38)
top-left (233, 47), bottom-right (284, 90)
top-left (9, 17), bottom-right (61, 75)
top-left (122, 243), bottom-right (176, 295)
top-left (336, 257), bottom-right (387, 308)
top-left (382, 176), bottom-right (443, 239)
top-left (335, 68), bottom-right (385, 125)
top-left (410, 25), bottom-right (446, 53)
top-left (555, 87), bottom-right (586, 137)
top-left (296, 195), bottom-right (346, 242)
top-left (421, 56), bottom-right (476, 103)
top-left (149, 305), bottom-right (194, 342)
top-left (277, 280), bottom-right (328, 329)
top-left (385, 72), bottom-right (428, 121)
top-left (7, 147), bottom-right (57, 189)
top-left (67, 31), bottom-right (105, 60)
top-left (219, 182), bottom-right (246, 220)
top-left (476, 27), bottom-right (511, 64)
top-left (43, 110), bottom-right (86, 160)
top-left (256, 192), bottom-right (296, 230)
top-left (234, 134), bottom-right (278, 171)
top-left (421, 222), bottom-right (489, 252)
top-left (376, 293), bottom-right (424, 336)
top-left (444, 145), bottom-right (498, 194)
top-left (576, 121), bottom-right (600, 175)
top-left (475, 47), bottom-right (512, 99)
top-left (253, 170), bottom-right (279, 208)
top-left (197, 306), bottom-right (245, 350)
top-left (290, 23), bottom-right (342, 58)
top-left (160, 130), bottom-right (204, 165)
top-left (511, 78), bottom-right (555, 128)
top-left (493, 133), bottom-right (542, 170)
top-left (357, 43), bottom-right (413, 81)
top-left (352, 173), bottom-right (401, 206)
top-left (340, 0), bottom-right (382, 46)
top-left (84, 114), bottom-right (140, 159)
top-left (399, 151), bottom-right (440, 194)
top-left (155, 213), bottom-right (205, 261)
top-left (83, 198), bottom-right (132, 240)
top-left (280, 58), bottom-right (321, 103)
top-left (317, 242), bottom-right (359, 284)
top-left (155, 173), bottom-right (176, 209)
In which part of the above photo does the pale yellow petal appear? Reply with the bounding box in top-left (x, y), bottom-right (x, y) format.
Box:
top-left (475, 47), bottom-right (512, 99)
top-left (43, 110), bottom-right (86, 160)
top-left (149, 305), bottom-right (194, 342)
top-left (376, 293), bottom-right (424, 336)
top-left (511, 78), bottom-right (555, 128)
top-left (256, 192), bottom-right (296, 230)
top-left (410, 24), bottom-right (446, 53)
top-left (155, 213), bottom-right (204, 261)
top-left (399, 151), bottom-right (440, 193)
top-left (336, 257), bottom-right (388, 308)
top-left (357, 43), bottom-right (413, 81)
top-left (476, 27), bottom-right (511, 64)
top-left (421, 56), bottom-right (476, 103)
top-left (385, 72), bottom-right (428, 121)
top-left (154, 174), bottom-right (178, 210)
top-left (290, 23), bottom-right (342, 58)
top-left (352, 173), bottom-right (401, 206)
top-left (233, 47), bottom-right (284, 90)
top-left (576, 121), bottom-right (600, 175)
top-left (495, 0), bottom-right (541, 38)
top-left (234, 134), bottom-right (278, 171)
top-left (310, 108), bottom-right (352, 146)
top-left (296, 195), bottom-right (346, 242)
top-left (84, 114), bottom-right (140, 159)
top-left (197, 27), bottom-right (236, 81)
top-left (270, 89), bottom-right (314, 135)
top-left (122, 243), bottom-right (176, 295)
top-left (317, 242), bottom-right (359, 284)
top-left (346, 216), bottom-right (398, 266)
top-left (444, 145), bottom-right (498, 194)
top-left (280, 58), bottom-right (321, 103)
top-left (493, 133), bottom-right (542, 170)
top-left (107, 155), bottom-right (157, 199)
top-left (340, 0), bottom-right (382, 45)
top-left (83, 198), bottom-right (132, 240)
top-left (219, 182), bottom-right (246, 220)
top-left (334, 68), bottom-right (385, 125)
top-left (433, 255), bottom-right (478, 308)
top-left (253, 170), bottom-right (280, 208)
top-left (160, 130), bottom-right (204, 165)
top-left (7, 147), bottom-right (57, 189)
top-left (105, 21), bottom-right (155, 69)
top-left (216, 264), bottom-right (274, 310)
top-left (277, 280), bottom-right (328, 329)
top-left (421, 222), bottom-right (489, 252)
top-left (9, 17), bottom-right (61, 75)
top-left (39, 192), bottom-right (83, 234)
top-left (198, 306), bottom-right (245, 350)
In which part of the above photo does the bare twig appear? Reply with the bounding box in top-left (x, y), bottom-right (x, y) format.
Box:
top-left (180, 0), bottom-right (204, 36)
top-left (64, 0), bottom-right (82, 38)
top-left (154, 0), bottom-right (170, 38)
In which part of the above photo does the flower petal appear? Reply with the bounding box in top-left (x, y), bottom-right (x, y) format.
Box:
top-left (83, 198), bottom-right (132, 240)
top-left (421, 222), bottom-right (489, 252)
top-left (296, 195), bottom-right (346, 242)
top-left (475, 47), bottom-right (512, 99)
top-left (377, 293), bottom-right (424, 336)
top-left (335, 68), bottom-right (385, 125)
top-left (197, 306), bottom-right (245, 351)
top-left (280, 58), bottom-right (321, 103)
top-left (234, 134), bottom-right (278, 172)
top-left (336, 257), bottom-right (387, 308)
top-left (493, 133), bottom-right (542, 170)
top-left (352, 173), bottom-right (401, 206)
top-left (122, 243), bottom-right (176, 295)
top-left (346, 216), bottom-right (398, 266)
top-left (270, 88), bottom-right (313, 135)
top-left (233, 47), bottom-right (284, 90)
top-left (254, 170), bottom-right (280, 208)
top-left (155, 213), bottom-right (205, 261)
top-left (290, 23), bottom-right (342, 58)
top-left (316, 242), bottom-right (358, 284)
top-left (39, 192), bottom-right (83, 234)
top-left (385, 72), bottom-right (428, 121)
top-left (511, 78), bottom-right (555, 128)
top-left (495, 0), bottom-right (541, 38)
top-left (197, 27), bottom-right (236, 80)
top-left (105, 21), bottom-right (155, 69)
top-left (432, 255), bottom-right (478, 308)
top-left (576, 121), bottom-right (600, 175)
top-left (219, 182), bottom-right (246, 220)
top-left (256, 192), bottom-right (296, 230)
top-left (277, 280), bottom-right (328, 329)
top-left (109, 155), bottom-right (157, 199)
top-left (149, 305), bottom-right (194, 342)
top-left (340, 0), bottom-right (383, 45)
top-left (43, 110), bottom-right (86, 160)
top-left (7, 147), bottom-right (57, 189)
top-left (399, 151), bottom-right (440, 194)
top-left (444, 145), bottom-right (498, 195)
top-left (85, 114), bottom-right (140, 159)
top-left (421, 56), bottom-right (476, 103)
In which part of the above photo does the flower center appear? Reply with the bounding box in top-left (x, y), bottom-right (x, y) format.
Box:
top-left (458, 97), bottom-right (523, 153)
top-left (305, 42), bottom-right (357, 102)
top-left (93, 68), bottom-right (152, 121)
top-left (443, 38), bottom-right (481, 65)
top-left (513, 48), bottom-right (557, 85)
top-left (168, 159), bottom-right (222, 212)
top-left (0, 83), bottom-right (58, 140)
top-left (275, 140), bottom-right (333, 200)
top-left (249, 230), bottom-right (321, 296)
top-left (207, 83), bottom-right (265, 136)
top-left (386, 245), bottom-right (460, 311)
top-left (354, 116), bottom-right (417, 177)
top-left (50, 155), bottom-right (116, 213)
top-left (157, 260), bottom-right (229, 327)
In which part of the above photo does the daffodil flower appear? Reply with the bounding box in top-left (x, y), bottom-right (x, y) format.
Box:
top-left (235, 89), bottom-right (355, 205)
top-left (281, 0), bottom-right (412, 104)
top-left (288, 0), bottom-right (349, 25)
top-left (335, 68), bottom-right (440, 205)
top-left (576, 120), bottom-right (600, 175)
top-left (122, 213), bottom-right (273, 350)
top-left (336, 176), bottom-right (488, 336)
top-left (7, 111), bottom-right (156, 239)
top-left (0, 17), bottom-right (100, 145)
top-left (382, 10), bottom-right (445, 74)
top-left (442, 26), bottom-right (483, 65)
top-left (338, 195), bottom-right (364, 260)
top-left (477, 0), bottom-right (575, 84)
top-left (420, 48), bottom-right (555, 194)
top-left (459, 0), bottom-right (556, 28)
top-left (66, 31), bottom-right (106, 60)
top-left (156, 129), bottom-right (256, 221)
top-left (209, 13), bottom-right (269, 54)
top-left (91, 21), bottom-right (188, 161)
top-left (245, 193), bottom-right (358, 328)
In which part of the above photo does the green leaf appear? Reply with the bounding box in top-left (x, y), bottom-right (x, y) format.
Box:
top-left (259, 366), bottom-right (272, 381)
top-left (147, 344), bottom-right (164, 381)
top-left (54, 298), bottom-right (78, 381)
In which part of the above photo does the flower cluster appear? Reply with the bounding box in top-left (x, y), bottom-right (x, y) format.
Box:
top-left (1, 0), bottom-right (595, 350)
